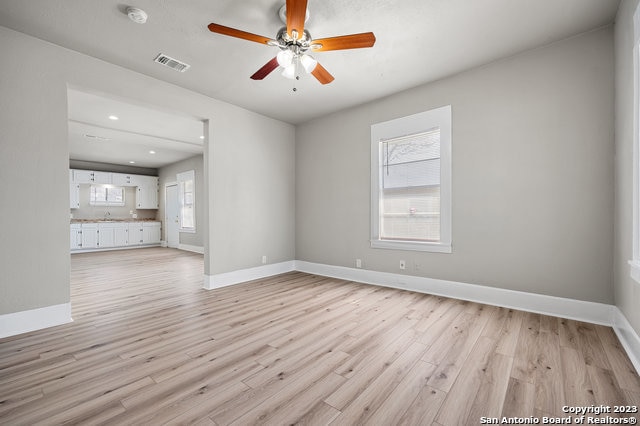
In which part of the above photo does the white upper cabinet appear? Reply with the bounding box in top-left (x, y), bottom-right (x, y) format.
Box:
top-left (93, 171), bottom-right (112, 184)
top-left (69, 170), bottom-right (80, 209)
top-left (136, 176), bottom-right (159, 209)
top-left (112, 173), bottom-right (135, 186)
top-left (70, 170), bottom-right (159, 210)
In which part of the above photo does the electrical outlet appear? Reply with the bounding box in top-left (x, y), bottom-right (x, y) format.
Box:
top-left (262, 255), bottom-right (267, 264)
top-left (414, 262), bottom-right (421, 271)
top-left (356, 259), bottom-right (362, 268)
top-left (399, 260), bottom-right (406, 270)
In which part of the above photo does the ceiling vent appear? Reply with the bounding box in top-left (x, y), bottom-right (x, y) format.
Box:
top-left (154, 53), bottom-right (191, 72)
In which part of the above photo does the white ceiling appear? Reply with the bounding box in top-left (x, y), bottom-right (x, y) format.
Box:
top-left (0, 0), bottom-right (620, 166)
top-left (67, 89), bottom-right (204, 168)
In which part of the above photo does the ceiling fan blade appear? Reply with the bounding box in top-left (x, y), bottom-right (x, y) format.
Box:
top-left (250, 57), bottom-right (280, 80)
top-left (312, 32), bottom-right (376, 51)
top-left (286, 0), bottom-right (308, 38)
top-left (311, 62), bottom-right (335, 85)
top-left (208, 23), bottom-right (272, 45)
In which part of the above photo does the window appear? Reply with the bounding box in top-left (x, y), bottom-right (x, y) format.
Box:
top-left (177, 170), bottom-right (195, 232)
top-left (630, 3), bottom-right (640, 283)
top-left (89, 185), bottom-right (125, 206)
top-left (371, 105), bottom-right (452, 253)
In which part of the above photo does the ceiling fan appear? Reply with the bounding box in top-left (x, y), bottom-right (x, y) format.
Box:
top-left (207, 0), bottom-right (376, 86)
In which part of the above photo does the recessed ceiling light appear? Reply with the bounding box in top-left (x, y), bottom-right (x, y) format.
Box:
top-left (199, 135), bottom-right (205, 139)
top-left (129, 161), bottom-right (136, 164)
top-left (149, 150), bottom-right (156, 154)
top-left (108, 115), bottom-right (119, 120)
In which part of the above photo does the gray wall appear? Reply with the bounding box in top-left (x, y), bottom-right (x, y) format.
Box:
top-left (296, 27), bottom-right (615, 303)
top-left (614, 0), bottom-right (640, 336)
top-left (158, 155), bottom-right (205, 248)
top-left (0, 26), bottom-right (295, 315)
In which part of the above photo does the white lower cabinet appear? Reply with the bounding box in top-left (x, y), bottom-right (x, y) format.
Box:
top-left (70, 224), bottom-right (82, 250)
top-left (80, 223), bottom-right (98, 249)
top-left (71, 221), bottom-right (161, 252)
top-left (128, 223), bottom-right (144, 246)
top-left (143, 222), bottom-right (161, 244)
top-left (97, 222), bottom-right (129, 248)
top-left (97, 223), bottom-right (115, 248)
top-left (114, 224), bottom-right (128, 246)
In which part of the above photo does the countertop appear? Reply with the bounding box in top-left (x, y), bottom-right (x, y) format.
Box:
top-left (70, 218), bottom-right (159, 224)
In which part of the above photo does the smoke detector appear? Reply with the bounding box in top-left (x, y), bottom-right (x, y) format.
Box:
top-left (127, 7), bottom-right (148, 24)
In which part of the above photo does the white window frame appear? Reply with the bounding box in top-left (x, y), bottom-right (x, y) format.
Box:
top-left (630, 3), bottom-right (640, 283)
top-left (177, 170), bottom-right (196, 233)
top-left (371, 105), bottom-right (452, 253)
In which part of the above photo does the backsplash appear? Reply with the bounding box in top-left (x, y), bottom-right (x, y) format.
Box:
top-left (71, 186), bottom-right (157, 220)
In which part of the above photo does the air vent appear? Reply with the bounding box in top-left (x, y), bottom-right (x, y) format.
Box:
top-left (154, 53), bottom-right (190, 72)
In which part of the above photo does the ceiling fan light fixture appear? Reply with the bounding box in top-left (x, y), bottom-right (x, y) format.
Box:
top-left (277, 49), bottom-right (294, 67)
top-left (300, 54), bottom-right (317, 73)
top-left (282, 64), bottom-right (296, 79)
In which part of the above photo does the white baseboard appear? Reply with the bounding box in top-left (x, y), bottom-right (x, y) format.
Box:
top-left (178, 244), bottom-right (204, 254)
top-left (294, 261), bottom-right (614, 326)
top-left (612, 307), bottom-right (640, 375)
top-left (203, 261), bottom-right (296, 290)
top-left (0, 303), bottom-right (72, 339)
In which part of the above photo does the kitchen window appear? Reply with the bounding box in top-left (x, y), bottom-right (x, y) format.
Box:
top-left (371, 105), bottom-right (452, 253)
top-left (177, 170), bottom-right (195, 232)
top-left (89, 185), bottom-right (125, 206)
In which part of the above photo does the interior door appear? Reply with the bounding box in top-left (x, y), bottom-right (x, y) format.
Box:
top-left (166, 184), bottom-right (179, 248)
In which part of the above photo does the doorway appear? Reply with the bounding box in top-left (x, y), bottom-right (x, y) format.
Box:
top-left (165, 183), bottom-right (179, 248)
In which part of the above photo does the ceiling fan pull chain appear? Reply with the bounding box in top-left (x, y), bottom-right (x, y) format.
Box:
top-left (293, 57), bottom-right (299, 92)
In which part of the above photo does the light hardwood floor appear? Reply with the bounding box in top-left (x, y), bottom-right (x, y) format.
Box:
top-left (1, 247), bottom-right (639, 425)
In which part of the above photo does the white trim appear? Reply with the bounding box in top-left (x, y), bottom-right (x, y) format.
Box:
top-left (203, 261), bottom-right (296, 290)
top-left (0, 303), bottom-right (72, 339)
top-left (612, 307), bottom-right (640, 375)
top-left (294, 261), bottom-right (613, 326)
top-left (371, 239), bottom-right (452, 253)
top-left (178, 244), bottom-right (204, 254)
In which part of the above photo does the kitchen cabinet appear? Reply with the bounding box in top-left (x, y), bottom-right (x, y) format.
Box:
top-left (69, 170), bottom-right (80, 209)
top-left (128, 223), bottom-right (144, 246)
top-left (97, 223), bottom-right (115, 248)
top-left (93, 171), bottom-right (112, 184)
top-left (72, 169), bottom-right (95, 184)
top-left (112, 173), bottom-right (136, 187)
top-left (70, 224), bottom-right (82, 250)
top-left (80, 223), bottom-right (98, 249)
top-left (71, 221), bottom-right (161, 252)
top-left (70, 170), bottom-right (159, 210)
top-left (143, 222), bottom-right (161, 244)
top-left (72, 169), bottom-right (111, 184)
top-left (114, 224), bottom-right (128, 246)
top-left (136, 176), bottom-right (159, 209)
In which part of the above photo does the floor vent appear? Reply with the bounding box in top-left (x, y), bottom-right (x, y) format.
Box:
top-left (154, 53), bottom-right (191, 72)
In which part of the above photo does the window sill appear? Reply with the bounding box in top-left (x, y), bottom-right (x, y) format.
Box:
top-left (371, 239), bottom-right (452, 253)
top-left (180, 228), bottom-right (196, 234)
top-left (629, 260), bottom-right (640, 284)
